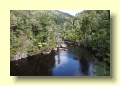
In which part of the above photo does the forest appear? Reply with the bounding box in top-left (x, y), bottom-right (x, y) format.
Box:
top-left (10, 10), bottom-right (110, 76)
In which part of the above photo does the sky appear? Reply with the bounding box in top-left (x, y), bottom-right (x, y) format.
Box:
top-left (59, 10), bottom-right (83, 16)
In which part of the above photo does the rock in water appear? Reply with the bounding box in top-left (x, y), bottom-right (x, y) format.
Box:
top-left (53, 48), bottom-right (57, 51)
top-left (64, 48), bottom-right (68, 51)
top-left (60, 44), bottom-right (67, 48)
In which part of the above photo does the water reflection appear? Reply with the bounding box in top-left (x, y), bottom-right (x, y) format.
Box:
top-left (79, 48), bottom-right (96, 76)
top-left (56, 50), bottom-right (61, 64)
top-left (79, 57), bottom-right (89, 75)
top-left (52, 45), bottom-right (96, 76)
top-left (10, 45), bottom-right (97, 76)
top-left (10, 52), bottom-right (55, 76)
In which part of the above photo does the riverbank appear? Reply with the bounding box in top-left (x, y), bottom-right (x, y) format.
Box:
top-left (11, 40), bottom-right (102, 62)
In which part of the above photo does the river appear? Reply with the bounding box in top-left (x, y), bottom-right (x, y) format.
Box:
top-left (10, 44), bottom-right (98, 76)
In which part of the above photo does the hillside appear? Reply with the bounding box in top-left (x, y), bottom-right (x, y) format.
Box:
top-left (10, 10), bottom-right (73, 60)
top-left (42, 10), bottom-right (73, 25)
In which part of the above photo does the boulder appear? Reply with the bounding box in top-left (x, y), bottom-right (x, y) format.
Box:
top-left (64, 48), bottom-right (68, 51)
top-left (43, 50), bottom-right (51, 55)
top-left (60, 44), bottom-right (67, 48)
top-left (53, 48), bottom-right (57, 51)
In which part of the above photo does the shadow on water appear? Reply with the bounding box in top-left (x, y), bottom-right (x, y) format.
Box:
top-left (10, 51), bottom-right (55, 76)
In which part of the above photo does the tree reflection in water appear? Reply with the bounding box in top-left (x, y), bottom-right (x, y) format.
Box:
top-left (10, 51), bottom-right (55, 76)
top-left (79, 55), bottom-right (89, 75)
top-left (79, 48), bottom-right (91, 76)
top-left (11, 45), bottom-right (97, 76)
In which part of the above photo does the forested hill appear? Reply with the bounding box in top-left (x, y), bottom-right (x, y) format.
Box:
top-left (45, 10), bottom-right (73, 18)
top-left (10, 10), bottom-right (73, 60)
top-left (62, 10), bottom-right (110, 59)
top-left (39, 10), bottom-right (73, 24)
top-left (10, 10), bottom-right (110, 64)
top-left (10, 10), bottom-right (73, 25)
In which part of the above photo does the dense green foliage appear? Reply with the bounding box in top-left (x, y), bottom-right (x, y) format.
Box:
top-left (10, 10), bottom-right (72, 60)
top-left (62, 10), bottom-right (110, 75)
top-left (10, 10), bottom-right (110, 75)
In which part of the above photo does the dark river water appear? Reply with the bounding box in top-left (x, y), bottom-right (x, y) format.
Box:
top-left (10, 45), bottom-right (97, 76)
